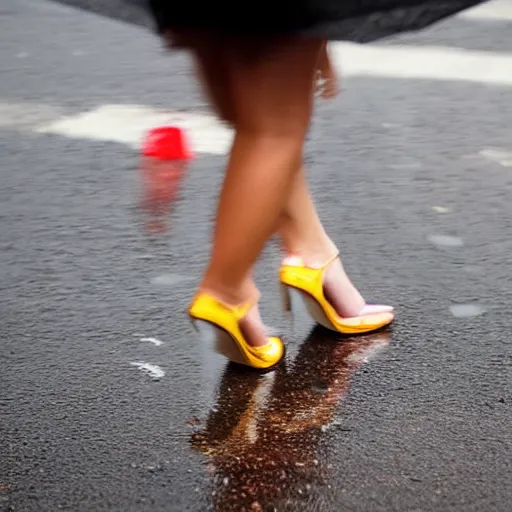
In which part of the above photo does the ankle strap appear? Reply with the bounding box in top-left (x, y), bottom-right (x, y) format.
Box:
top-left (282, 250), bottom-right (339, 270)
top-left (324, 251), bottom-right (340, 267)
top-left (194, 288), bottom-right (260, 317)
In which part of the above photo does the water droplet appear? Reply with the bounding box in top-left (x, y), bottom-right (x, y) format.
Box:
top-left (388, 161), bottom-right (422, 170)
top-left (150, 273), bottom-right (193, 286)
top-left (449, 304), bottom-right (485, 318)
top-left (428, 235), bottom-right (463, 247)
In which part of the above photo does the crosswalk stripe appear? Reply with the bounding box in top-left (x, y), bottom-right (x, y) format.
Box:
top-left (30, 41), bottom-right (512, 155)
top-left (36, 104), bottom-right (233, 155)
top-left (330, 43), bottom-right (512, 85)
top-left (5, 0), bottom-right (510, 157)
top-left (459, 0), bottom-right (512, 21)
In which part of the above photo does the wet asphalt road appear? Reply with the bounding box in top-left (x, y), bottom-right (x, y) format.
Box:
top-left (1, 0), bottom-right (512, 511)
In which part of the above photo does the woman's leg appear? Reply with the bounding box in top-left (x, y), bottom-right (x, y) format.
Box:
top-left (193, 40), bottom-right (363, 321)
top-left (193, 38), bottom-right (376, 322)
top-left (278, 168), bottom-right (367, 318)
top-left (193, 40), bottom-right (364, 320)
top-left (192, 39), bottom-right (265, 342)
top-left (192, 36), bottom-right (236, 125)
top-left (196, 36), bottom-right (323, 345)
top-left (278, 166), bottom-right (336, 261)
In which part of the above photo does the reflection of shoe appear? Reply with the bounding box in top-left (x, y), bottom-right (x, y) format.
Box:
top-left (189, 292), bottom-right (285, 369)
top-left (279, 252), bottom-right (394, 334)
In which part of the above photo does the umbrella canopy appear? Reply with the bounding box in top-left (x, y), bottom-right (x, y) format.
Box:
top-left (51, 0), bottom-right (489, 45)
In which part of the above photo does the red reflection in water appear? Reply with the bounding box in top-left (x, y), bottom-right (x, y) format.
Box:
top-left (138, 157), bottom-right (188, 234)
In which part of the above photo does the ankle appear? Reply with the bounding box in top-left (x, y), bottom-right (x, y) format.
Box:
top-left (199, 275), bottom-right (269, 347)
top-left (199, 275), bottom-right (260, 307)
top-left (282, 239), bottom-right (338, 268)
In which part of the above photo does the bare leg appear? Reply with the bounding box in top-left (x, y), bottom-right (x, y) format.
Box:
top-left (278, 166), bottom-right (336, 260)
top-left (196, 37), bottom-right (323, 345)
top-left (193, 38), bottom-right (376, 321)
top-left (278, 167), bottom-right (367, 318)
top-left (193, 40), bottom-right (367, 321)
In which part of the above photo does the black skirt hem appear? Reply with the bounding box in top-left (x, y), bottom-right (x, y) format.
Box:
top-left (150, 0), bottom-right (488, 44)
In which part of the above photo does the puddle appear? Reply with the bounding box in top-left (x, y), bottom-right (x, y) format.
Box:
top-left (449, 304), bottom-right (486, 318)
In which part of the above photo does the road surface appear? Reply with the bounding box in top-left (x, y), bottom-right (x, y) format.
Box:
top-left (1, 0), bottom-right (511, 510)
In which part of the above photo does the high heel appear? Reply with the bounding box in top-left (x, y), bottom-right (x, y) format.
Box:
top-left (188, 292), bottom-right (285, 369)
top-left (279, 252), bottom-right (394, 334)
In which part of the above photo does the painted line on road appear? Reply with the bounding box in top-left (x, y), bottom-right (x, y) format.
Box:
top-left (0, 101), bottom-right (64, 129)
top-left (130, 361), bottom-right (165, 380)
top-left (479, 148), bottom-right (512, 167)
top-left (36, 104), bottom-right (233, 155)
top-left (432, 206), bottom-right (451, 213)
top-left (13, 37), bottom-right (512, 156)
top-left (330, 43), bottom-right (512, 86)
top-left (459, 0), bottom-right (512, 21)
top-left (140, 337), bottom-right (163, 347)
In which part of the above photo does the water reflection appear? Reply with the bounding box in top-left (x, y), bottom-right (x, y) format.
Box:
top-left (138, 158), bottom-right (187, 234)
top-left (191, 329), bottom-right (391, 511)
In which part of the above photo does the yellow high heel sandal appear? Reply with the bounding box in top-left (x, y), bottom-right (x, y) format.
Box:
top-left (188, 292), bottom-right (285, 369)
top-left (279, 253), bottom-right (394, 334)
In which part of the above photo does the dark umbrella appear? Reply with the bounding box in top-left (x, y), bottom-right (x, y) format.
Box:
top-left (50, 0), bottom-right (488, 43)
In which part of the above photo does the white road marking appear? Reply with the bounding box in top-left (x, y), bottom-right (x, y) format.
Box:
top-left (36, 104), bottom-right (233, 155)
top-left (0, 101), bottom-right (63, 128)
top-left (4, 6), bottom-right (508, 157)
top-left (432, 206), bottom-right (451, 213)
top-left (479, 148), bottom-right (512, 167)
top-left (450, 304), bottom-right (486, 318)
top-left (459, 0), bottom-right (512, 21)
top-left (330, 43), bottom-right (512, 86)
top-left (140, 337), bottom-right (163, 347)
top-left (31, 44), bottom-right (512, 154)
top-left (130, 361), bottom-right (165, 380)
top-left (428, 234), bottom-right (464, 247)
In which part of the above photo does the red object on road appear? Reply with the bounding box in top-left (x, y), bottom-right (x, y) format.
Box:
top-left (142, 126), bottom-right (193, 160)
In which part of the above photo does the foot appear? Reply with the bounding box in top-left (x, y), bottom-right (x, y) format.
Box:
top-left (199, 280), bottom-right (270, 348)
top-left (323, 257), bottom-right (366, 318)
top-left (283, 254), bottom-right (393, 319)
top-left (238, 303), bottom-right (271, 348)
